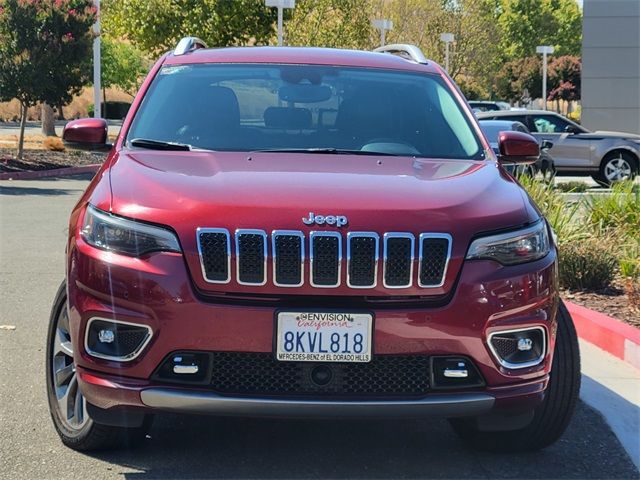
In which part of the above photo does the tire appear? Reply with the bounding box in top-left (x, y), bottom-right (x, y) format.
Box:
top-left (592, 151), bottom-right (638, 187)
top-left (449, 300), bottom-right (581, 452)
top-left (46, 281), bottom-right (153, 451)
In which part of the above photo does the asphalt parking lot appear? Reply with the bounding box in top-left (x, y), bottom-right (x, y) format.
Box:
top-left (1, 176), bottom-right (638, 479)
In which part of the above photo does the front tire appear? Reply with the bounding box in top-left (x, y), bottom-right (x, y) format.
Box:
top-left (592, 151), bottom-right (638, 187)
top-left (46, 281), bottom-right (153, 451)
top-left (449, 300), bottom-right (581, 452)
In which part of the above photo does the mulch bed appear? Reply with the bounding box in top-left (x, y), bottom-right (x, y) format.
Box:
top-left (0, 148), bottom-right (104, 173)
top-left (562, 279), bottom-right (639, 328)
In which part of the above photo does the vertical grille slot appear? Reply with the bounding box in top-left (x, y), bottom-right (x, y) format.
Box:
top-left (310, 232), bottom-right (341, 287)
top-left (419, 234), bottom-right (451, 287)
top-left (197, 228), bottom-right (230, 283)
top-left (273, 231), bottom-right (304, 287)
top-left (235, 230), bottom-right (267, 285)
top-left (383, 233), bottom-right (414, 288)
top-left (347, 233), bottom-right (379, 288)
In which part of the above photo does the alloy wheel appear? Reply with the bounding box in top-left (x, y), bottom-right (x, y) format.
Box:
top-left (604, 155), bottom-right (632, 182)
top-left (50, 306), bottom-right (89, 430)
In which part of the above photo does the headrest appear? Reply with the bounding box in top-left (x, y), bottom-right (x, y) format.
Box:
top-left (194, 85), bottom-right (240, 127)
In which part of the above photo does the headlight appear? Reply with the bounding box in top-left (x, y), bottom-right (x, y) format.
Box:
top-left (81, 205), bottom-right (181, 256)
top-left (466, 221), bottom-right (550, 265)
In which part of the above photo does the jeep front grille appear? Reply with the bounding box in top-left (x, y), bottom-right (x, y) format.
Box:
top-left (196, 229), bottom-right (451, 289)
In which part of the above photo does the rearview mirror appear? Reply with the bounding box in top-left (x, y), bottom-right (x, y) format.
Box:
top-left (62, 118), bottom-right (111, 151)
top-left (498, 131), bottom-right (539, 164)
top-left (278, 85), bottom-right (332, 103)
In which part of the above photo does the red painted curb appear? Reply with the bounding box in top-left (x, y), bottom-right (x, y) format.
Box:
top-left (0, 164), bottom-right (100, 181)
top-left (565, 300), bottom-right (640, 369)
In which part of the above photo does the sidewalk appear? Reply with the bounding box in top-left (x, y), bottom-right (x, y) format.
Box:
top-left (580, 339), bottom-right (640, 469)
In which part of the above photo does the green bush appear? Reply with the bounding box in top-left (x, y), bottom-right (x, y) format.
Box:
top-left (586, 181), bottom-right (640, 238)
top-left (559, 238), bottom-right (619, 290)
top-left (518, 175), bottom-right (588, 245)
top-left (555, 181), bottom-right (588, 193)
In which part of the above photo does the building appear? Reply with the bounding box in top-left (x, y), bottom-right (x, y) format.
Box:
top-left (581, 0), bottom-right (640, 134)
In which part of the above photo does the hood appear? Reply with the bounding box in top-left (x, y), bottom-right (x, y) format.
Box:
top-left (105, 150), bottom-right (538, 296)
top-left (591, 130), bottom-right (640, 140)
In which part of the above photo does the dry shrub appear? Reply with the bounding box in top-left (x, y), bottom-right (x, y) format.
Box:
top-left (43, 136), bottom-right (65, 152)
top-left (625, 278), bottom-right (640, 312)
top-left (559, 237), bottom-right (618, 291)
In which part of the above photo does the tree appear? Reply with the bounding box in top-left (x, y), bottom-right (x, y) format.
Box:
top-left (497, 0), bottom-right (582, 61)
top-left (382, 0), bottom-right (501, 98)
top-left (493, 56), bottom-right (542, 103)
top-left (285, 0), bottom-right (374, 49)
top-left (102, 0), bottom-right (279, 56)
top-left (0, 0), bottom-right (95, 159)
top-left (101, 37), bottom-right (151, 99)
top-left (548, 55), bottom-right (581, 110)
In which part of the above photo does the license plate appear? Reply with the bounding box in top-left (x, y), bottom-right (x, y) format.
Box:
top-left (276, 311), bottom-right (372, 363)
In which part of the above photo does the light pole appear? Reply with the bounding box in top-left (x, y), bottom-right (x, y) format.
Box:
top-left (372, 19), bottom-right (393, 47)
top-left (440, 33), bottom-right (454, 73)
top-left (536, 45), bottom-right (554, 110)
top-left (93, 0), bottom-right (101, 118)
top-left (266, 0), bottom-right (295, 46)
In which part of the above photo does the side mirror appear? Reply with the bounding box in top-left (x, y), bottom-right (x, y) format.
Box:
top-left (62, 118), bottom-right (111, 151)
top-left (541, 139), bottom-right (554, 150)
top-left (498, 130), bottom-right (539, 164)
top-left (564, 124), bottom-right (580, 134)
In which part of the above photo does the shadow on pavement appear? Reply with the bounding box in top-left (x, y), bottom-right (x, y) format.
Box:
top-left (87, 401), bottom-right (638, 479)
top-left (581, 374), bottom-right (639, 470)
top-left (0, 185), bottom-right (79, 196)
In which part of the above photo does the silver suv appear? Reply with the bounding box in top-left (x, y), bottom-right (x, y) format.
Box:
top-left (476, 109), bottom-right (639, 186)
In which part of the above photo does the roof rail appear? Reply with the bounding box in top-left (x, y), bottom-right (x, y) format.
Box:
top-left (373, 44), bottom-right (428, 64)
top-left (174, 37), bottom-right (208, 56)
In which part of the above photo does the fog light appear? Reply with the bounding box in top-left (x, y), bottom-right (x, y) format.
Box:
top-left (517, 338), bottom-right (533, 351)
top-left (85, 318), bottom-right (152, 361)
top-left (98, 329), bottom-right (115, 343)
top-left (488, 327), bottom-right (546, 369)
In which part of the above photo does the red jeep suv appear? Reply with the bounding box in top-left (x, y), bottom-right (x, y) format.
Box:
top-left (46, 39), bottom-right (580, 452)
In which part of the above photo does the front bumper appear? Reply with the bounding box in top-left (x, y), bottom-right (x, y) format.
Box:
top-left (68, 234), bottom-right (558, 417)
top-left (77, 365), bottom-right (547, 418)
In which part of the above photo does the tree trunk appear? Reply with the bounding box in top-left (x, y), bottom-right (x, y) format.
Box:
top-left (41, 102), bottom-right (56, 136)
top-left (17, 103), bottom-right (27, 160)
top-left (57, 103), bottom-right (65, 121)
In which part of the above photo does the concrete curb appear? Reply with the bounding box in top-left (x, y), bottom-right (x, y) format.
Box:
top-left (0, 164), bottom-right (100, 180)
top-left (566, 300), bottom-right (640, 370)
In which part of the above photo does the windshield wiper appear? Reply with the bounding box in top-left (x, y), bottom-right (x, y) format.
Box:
top-left (250, 148), bottom-right (400, 156)
top-left (129, 138), bottom-right (191, 151)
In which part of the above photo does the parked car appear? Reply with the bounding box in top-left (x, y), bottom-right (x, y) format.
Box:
top-left (468, 100), bottom-right (510, 112)
top-left (476, 109), bottom-right (640, 186)
top-left (478, 119), bottom-right (556, 179)
top-left (47, 40), bottom-right (580, 453)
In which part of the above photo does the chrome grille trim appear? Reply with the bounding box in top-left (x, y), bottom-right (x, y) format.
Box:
top-left (309, 231), bottom-right (342, 288)
top-left (418, 233), bottom-right (452, 288)
top-left (346, 232), bottom-right (379, 289)
top-left (272, 230), bottom-right (305, 287)
top-left (383, 232), bottom-right (415, 289)
top-left (196, 227), bottom-right (231, 284)
top-left (197, 229), bottom-right (450, 290)
top-left (235, 229), bottom-right (268, 286)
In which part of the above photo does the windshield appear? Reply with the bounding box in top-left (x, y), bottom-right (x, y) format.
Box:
top-left (127, 64), bottom-right (483, 159)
